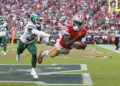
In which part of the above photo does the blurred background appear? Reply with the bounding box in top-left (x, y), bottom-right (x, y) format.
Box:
top-left (0, 0), bottom-right (120, 44)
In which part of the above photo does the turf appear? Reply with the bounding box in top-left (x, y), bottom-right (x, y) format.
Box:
top-left (0, 44), bottom-right (120, 86)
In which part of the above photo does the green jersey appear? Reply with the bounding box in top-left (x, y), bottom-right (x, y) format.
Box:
top-left (0, 22), bottom-right (7, 36)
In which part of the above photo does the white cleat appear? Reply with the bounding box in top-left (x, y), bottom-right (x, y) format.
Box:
top-left (31, 68), bottom-right (39, 79)
top-left (3, 52), bottom-right (6, 55)
top-left (16, 54), bottom-right (21, 62)
top-left (2, 51), bottom-right (6, 55)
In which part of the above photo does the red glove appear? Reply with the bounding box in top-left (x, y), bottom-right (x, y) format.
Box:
top-left (77, 28), bottom-right (87, 38)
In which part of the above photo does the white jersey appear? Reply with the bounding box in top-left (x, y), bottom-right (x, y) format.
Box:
top-left (0, 22), bottom-right (7, 36)
top-left (20, 22), bottom-right (37, 44)
top-left (20, 22), bottom-right (50, 44)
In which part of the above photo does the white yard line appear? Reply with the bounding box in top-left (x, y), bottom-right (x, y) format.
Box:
top-left (82, 73), bottom-right (93, 86)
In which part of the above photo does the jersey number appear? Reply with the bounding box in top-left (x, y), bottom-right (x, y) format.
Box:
top-left (27, 35), bottom-right (36, 41)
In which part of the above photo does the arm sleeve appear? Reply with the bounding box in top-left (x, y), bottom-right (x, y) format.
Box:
top-left (32, 29), bottom-right (50, 37)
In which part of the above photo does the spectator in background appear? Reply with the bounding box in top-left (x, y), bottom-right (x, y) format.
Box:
top-left (115, 31), bottom-right (120, 50)
top-left (0, 0), bottom-right (120, 45)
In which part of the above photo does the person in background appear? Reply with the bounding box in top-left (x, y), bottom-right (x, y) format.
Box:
top-left (115, 31), bottom-right (120, 50)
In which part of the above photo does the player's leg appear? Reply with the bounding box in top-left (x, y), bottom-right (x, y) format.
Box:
top-left (16, 40), bottom-right (26, 61)
top-left (27, 43), bottom-right (38, 78)
top-left (27, 43), bottom-right (37, 68)
top-left (1, 36), bottom-right (7, 55)
top-left (48, 46), bottom-right (60, 57)
top-left (116, 44), bottom-right (119, 50)
top-left (38, 45), bottom-right (60, 64)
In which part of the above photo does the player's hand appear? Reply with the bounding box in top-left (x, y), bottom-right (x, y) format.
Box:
top-left (77, 28), bottom-right (86, 38)
top-left (77, 32), bottom-right (82, 38)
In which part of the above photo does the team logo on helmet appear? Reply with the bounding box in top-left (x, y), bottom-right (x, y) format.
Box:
top-left (30, 12), bottom-right (43, 27)
top-left (73, 14), bottom-right (84, 23)
top-left (72, 14), bottom-right (84, 31)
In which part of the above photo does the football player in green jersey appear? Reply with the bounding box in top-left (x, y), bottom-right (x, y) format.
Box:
top-left (16, 12), bottom-right (50, 78)
top-left (0, 16), bottom-right (8, 55)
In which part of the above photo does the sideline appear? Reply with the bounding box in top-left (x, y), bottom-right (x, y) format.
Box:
top-left (96, 44), bottom-right (120, 53)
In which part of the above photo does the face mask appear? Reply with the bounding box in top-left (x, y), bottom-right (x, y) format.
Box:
top-left (35, 18), bottom-right (42, 27)
top-left (73, 25), bottom-right (79, 31)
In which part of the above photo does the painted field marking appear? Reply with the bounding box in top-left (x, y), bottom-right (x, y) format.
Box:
top-left (0, 64), bottom-right (93, 85)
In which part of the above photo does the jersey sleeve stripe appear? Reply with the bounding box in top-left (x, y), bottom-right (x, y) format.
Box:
top-left (27, 25), bottom-right (36, 29)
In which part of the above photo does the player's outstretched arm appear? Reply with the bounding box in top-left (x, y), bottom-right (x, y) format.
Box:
top-left (32, 29), bottom-right (50, 37)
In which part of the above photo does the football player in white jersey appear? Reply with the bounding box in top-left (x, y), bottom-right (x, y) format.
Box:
top-left (0, 16), bottom-right (7, 55)
top-left (16, 12), bottom-right (50, 78)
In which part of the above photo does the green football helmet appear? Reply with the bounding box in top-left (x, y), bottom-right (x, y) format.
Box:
top-left (0, 16), bottom-right (4, 25)
top-left (30, 12), bottom-right (43, 27)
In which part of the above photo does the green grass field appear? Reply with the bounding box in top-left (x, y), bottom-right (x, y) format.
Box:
top-left (0, 44), bottom-right (120, 86)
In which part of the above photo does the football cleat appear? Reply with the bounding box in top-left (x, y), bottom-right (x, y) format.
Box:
top-left (3, 52), bottom-right (6, 55)
top-left (2, 51), bottom-right (6, 55)
top-left (38, 51), bottom-right (43, 64)
top-left (16, 54), bottom-right (21, 62)
top-left (31, 68), bottom-right (39, 79)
